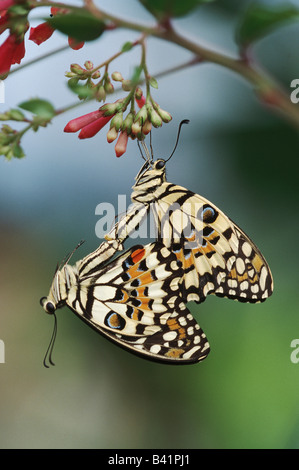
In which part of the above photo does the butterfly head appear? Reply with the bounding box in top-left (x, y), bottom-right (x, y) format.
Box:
top-left (40, 296), bottom-right (57, 315)
top-left (39, 270), bottom-right (67, 316)
top-left (40, 284), bottom-right (60, 368)
top-left (40, 240), bottom-right (84, 316)
top-left (134, 119), bottom-right (189, 188)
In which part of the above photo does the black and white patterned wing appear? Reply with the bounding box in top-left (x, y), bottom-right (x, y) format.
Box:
top-left (66, 242), bottom-right (210, 364)
top-left (152, 183), bottom-right (273, 304)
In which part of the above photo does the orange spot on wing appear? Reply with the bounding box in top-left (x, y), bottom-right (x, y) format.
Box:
top-left (167, 318), bottom-right (187, 340)
top-left (131, 248), bottom-right (145, 264)
top-left (109, 313), bottom-right (121, 328)
top-left (131, 308), bottom-right (141, 321)
top-left (228, 266), bottom-right (259, 284)
top-left (126, 265), bottom-right (155, 284)
top-left (252, 253), bottom-right (263, 273)
top-left (165, 348), bottom-right (185, 358)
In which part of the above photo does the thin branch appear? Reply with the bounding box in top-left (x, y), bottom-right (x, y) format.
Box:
top-left (82, 0), bottom-right (299, 129)
top-left (8, 45), bottom-right (70, 77)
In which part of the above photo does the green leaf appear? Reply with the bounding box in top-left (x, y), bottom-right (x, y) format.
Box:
top-left (130, 66), bottom-right (143, 86)
top-left (9, 5), bottom-right (30, 16)
top-left (236, 2), bottom-right (299, 47)
top-left (12, 142), bottom-right (25, 159)
top-left (149, 76), bottom-right (158, 89)
top-left (121, 41), bottom-right (134, 53)
top-left (139, 0), bottom-right (214, 19)
top-left (19, 99), bottom-right (55, 119)
top-left (67, 80), bottom-right (95, 99)
top-left (47, 10), bottom-right (106, 42)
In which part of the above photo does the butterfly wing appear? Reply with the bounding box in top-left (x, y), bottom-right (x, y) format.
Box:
top-left (91, 303), bottom-right (210, 364)
top-left (66, 242), bottom-right (210, 364)
top-left (153, 183), bottom-right (273, 304)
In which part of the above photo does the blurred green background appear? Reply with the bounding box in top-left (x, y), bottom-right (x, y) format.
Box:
top-left (1, 0), bottom-right (299, 449)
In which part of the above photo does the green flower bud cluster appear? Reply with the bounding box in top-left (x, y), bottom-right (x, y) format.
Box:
top-left (64, 60), bottom-right (172, 157)
top-left (0, 125), bottom-right (24, 160)
top-left (66, 61), bottom-right (115, 102)
top-left (104, 85), bottom-right (172, 155)
top-left (0, 109), bottom-right (26, 122)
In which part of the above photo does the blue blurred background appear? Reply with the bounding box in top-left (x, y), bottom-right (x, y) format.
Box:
top-left (1, 0), bottom-right (299, 449)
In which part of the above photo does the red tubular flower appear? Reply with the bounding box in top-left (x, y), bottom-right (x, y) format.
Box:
top-left (29, 22), bottom-right (54, 45)
top-left (0, 10), bottom-right (10, 34)
top-left (1, 0), bottom-right (15, 10)
top-left (114, 131), bottom-right (128, 157)
top-left (29, 7), bottom-right (85, 49)
top-left (64, 110), bottom-right (113, 139)
top-left (68, 37), bottom-right (84, 51)
top-left (78, 115), bottom-right (112, 139)
top-left (0, 33), bottom-right (25, 75)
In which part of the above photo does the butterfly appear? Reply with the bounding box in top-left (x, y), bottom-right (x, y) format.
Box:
top-left (105, 120), bottom-right (274, 305)
top-left (40, 239), bottom-right (210, 365)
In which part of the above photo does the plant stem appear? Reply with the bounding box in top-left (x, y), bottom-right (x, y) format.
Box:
top-left (83, 0), bottom-right (299, 129)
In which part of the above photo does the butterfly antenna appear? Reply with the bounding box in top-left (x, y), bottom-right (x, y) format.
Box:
top-left (149, 130), bottom-right (154, 160)
top-left (140, 140), bottom-right (152, 162)
top-left (58, 239), bottom-right (85, 271)
top-left (137, 140), bottom-right (147, 161)
top-left (43, 312), bottom-right (57, 368)
top-left (165, 119), bottom-right (190, 162)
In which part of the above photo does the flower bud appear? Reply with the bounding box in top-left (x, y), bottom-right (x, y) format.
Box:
top-left (111, 71), bottom-right (123, 82)
top-left (101, 103), bottom-right (119, 116)
top-left (115, 131), bottom-right (128, 157)
top-left (110, 112), bottom-right (123, 131)
top-left (8, 109), bottom-right (26, 121)
top-left (2, 146), bottom-right (13, 159)
top-left (107, 127), bottom-right (118, 143)
top-left (135, 87), bottom-right (143, 100)
top-left (95, 85), bottom-right (106, 102)
top-left (103, 99), bottom-right (124, 115)
top-left (122, 112), bottom-right (134, 134)
top-left (84, 60), bottom-right (94, 70)
top-left (135, 105), bottom-right (148, 125)
top-left (135, 88), bottom-right (146, 109)
top-left (70, 63), bottom-right (86, 75)
top-left (0, 145), bottom-right (11, 156)
top-left (104, 78), bottom-right (114, 94)
top-left (142, 120), bottom-right (152, 135)
top-left (154, 105), bottom-right (172, 123)
top-left (122, 80), bottom-right (132, 92)
top-left (2, 124), bottom-right (14, 134)
top-left (147, 105), bottom-right (162, 128)
top-left (92, 70), bottom-right (101, 79)
top-left (65, 71), bottom-right (77, 78)
top-left (131, 121), bottom-right (142, 136)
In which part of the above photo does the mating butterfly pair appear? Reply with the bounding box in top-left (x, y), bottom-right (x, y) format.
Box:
top-left (41, 122), bottom-right (273, 365)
